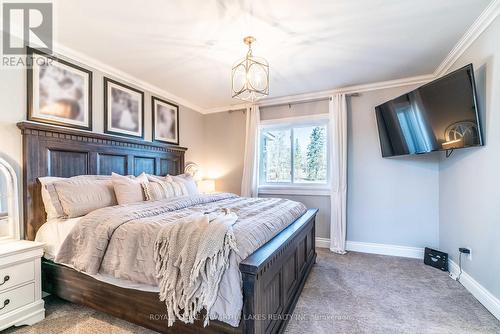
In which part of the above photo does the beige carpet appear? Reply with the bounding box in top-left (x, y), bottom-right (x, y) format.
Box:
top-left (6, 249), bottom-right (500, 334)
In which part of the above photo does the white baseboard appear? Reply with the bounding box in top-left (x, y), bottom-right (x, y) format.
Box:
top-left (315, 237), bottom-right (331, 249)
top-left (346, 241), bottom-right (424, 259)
top-left (315, 238), bottom-right (424, 259)
top-left (449, 260), bottom-right (500, 321)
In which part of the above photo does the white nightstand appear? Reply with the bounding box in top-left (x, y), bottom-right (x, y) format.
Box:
top-left (0, 240), bottom-right (45, 331)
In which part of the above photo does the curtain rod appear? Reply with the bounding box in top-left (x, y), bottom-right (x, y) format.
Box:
top-left (259, 92), bottom-right (360, 109)
top-left (227, 93), bottom-right (360, 113)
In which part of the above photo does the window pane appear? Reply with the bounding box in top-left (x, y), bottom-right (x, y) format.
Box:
top-left (293, 125), bottom-right (327, 183)
top-left (260, 128), bottom-right (291, 183)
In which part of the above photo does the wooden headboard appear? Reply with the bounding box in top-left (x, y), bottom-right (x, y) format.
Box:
top-left (17, 121), bottom-right (187, 241)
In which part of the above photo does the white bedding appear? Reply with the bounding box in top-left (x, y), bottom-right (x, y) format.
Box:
top-left (35, 218), bottom-right (80, 260)
top-left (35, 217), bottom-right (162, 292)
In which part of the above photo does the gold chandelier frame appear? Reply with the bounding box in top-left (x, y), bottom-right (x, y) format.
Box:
top-left (231, 36), bottom-right (269, 102)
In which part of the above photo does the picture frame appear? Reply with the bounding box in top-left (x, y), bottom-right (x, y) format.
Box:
top-left (104, 77), bottom-right (144, 139)
top-left (152, 96), bottom-right (179, 145)
top-left (27, 47), bottom-right (93, 130)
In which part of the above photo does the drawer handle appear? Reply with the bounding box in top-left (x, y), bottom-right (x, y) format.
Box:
top-left (0, 299), bottom-right (9, 310)
top-left (0, 275), bottom-right (9, 286)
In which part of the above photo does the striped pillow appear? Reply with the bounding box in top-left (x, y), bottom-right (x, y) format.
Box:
top-left (171, 174), bottom-right (199, 195)
top-left (144, 175), bottom-right (188, 201)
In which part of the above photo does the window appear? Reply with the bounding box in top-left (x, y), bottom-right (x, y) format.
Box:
top-left (259, 118), bottom-right (329, 187)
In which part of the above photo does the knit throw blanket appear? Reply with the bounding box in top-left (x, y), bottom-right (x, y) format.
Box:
top-left (154, 210), bottom-right (238, 327)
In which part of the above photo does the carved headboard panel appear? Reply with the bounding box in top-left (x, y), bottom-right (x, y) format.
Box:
top-left (17, 121), bottom-right (187, 240)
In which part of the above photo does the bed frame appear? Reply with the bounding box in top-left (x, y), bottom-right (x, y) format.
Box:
top-left (18, 121), bottom-right (318, 334)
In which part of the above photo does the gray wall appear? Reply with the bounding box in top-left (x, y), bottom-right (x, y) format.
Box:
top-left (348, 87), bottom-right (440, 247)
top-left (439, 16), bottom-right (500, 299)
top-left (202, 111), bottom-right (246, 194)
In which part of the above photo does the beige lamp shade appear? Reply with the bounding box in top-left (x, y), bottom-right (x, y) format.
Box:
top-left (198, 179), bottom-right (215, 194)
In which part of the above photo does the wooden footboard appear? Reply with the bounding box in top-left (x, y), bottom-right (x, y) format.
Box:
top-left (240, 208), bottom-right (318, 334)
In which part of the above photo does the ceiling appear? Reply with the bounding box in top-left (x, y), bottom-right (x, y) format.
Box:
top-left (54, 0), bottom-right (492, 111)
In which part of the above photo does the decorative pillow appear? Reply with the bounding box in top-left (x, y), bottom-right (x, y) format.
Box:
top-left (112, 172), bottom-right (149, 205)
top-left (144, 175), bottom-right (188, 201)
top-left (171, 174), bottom-right (199, 195)
top-left (54, 178), bottom-right (117, 218)
top-left (39, 177), bottom-right (65, 220)
top-left (39, 175), bottom-right (113, 220)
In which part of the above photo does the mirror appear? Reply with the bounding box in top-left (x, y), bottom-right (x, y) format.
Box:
top-left (0, 158), bottom-right (20, 241)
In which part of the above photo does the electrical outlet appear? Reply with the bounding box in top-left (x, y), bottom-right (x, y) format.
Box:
top-left (459, 247), bottom-right (472, 260)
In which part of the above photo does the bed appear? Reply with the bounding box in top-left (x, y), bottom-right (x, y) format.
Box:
top-left (18, 121), bottom-right (318, 334)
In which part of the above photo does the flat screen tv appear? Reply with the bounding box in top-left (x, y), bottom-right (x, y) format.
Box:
top-left (375, 64), bottom-right (483, 157)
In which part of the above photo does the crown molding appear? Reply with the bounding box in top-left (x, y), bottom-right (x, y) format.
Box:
top-left (202, 73), bottom-right (434, 114)
top-left (434, 0), bottom-right (500, 77)
top-left (334, 74), bottom-right (434, 95)
top-left (203, 103), bottom-right (249, 114)
top-left (259, 73), bottom-right (434, 108)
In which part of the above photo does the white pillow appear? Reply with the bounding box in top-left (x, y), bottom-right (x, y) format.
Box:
top-left (39, 177), bottom-right (65, 220)
top-left (39, 175), bottom-right (113, 220)
top-left (54, 179), bottom-right (117, 218)
top-left (171, 174), bottom-right (199, 195)
top-left (112, 172), bottom-right (149, 205)
top-left (144, 174), bottom-right (188, 201)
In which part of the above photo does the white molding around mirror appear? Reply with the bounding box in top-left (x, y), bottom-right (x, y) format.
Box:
top-left (0, 157), bottom-right (20, 241)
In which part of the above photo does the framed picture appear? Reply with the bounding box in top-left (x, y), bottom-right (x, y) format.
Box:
top-left (27, 47), bottom-right (92, 130)
top-left (104, 77), bottom-right (144, 138)
top-left (152, 96), bottom-right (179, 145)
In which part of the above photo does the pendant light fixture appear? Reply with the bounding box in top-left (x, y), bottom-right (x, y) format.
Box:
top-left (231, 36), bottom-right (269, 102)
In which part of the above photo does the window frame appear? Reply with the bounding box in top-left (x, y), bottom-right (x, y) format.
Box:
top-left (258, 114), bottom-right (331, 195)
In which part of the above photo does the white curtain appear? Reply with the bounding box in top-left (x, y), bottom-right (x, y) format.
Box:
top-left (241, 105), bottom-right (260, 197)
top-left (329, 94), bottom-right (348, 254)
